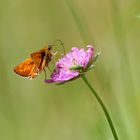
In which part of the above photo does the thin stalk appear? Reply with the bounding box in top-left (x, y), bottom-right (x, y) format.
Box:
top-left (66, 0), bottom-right (94, 43)
top-left (82, 75), bottom-right (119, 140)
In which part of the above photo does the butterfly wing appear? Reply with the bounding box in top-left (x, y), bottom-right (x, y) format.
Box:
top-left (14, 58), bottom-right (40, 79)
top-left (14, 47), bottom-right (52, 79)
top-left (30, 48), bottom-right (47, 70)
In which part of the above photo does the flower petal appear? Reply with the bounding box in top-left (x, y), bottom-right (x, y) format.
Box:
top-left (45, 45), bottom-right (94, 83)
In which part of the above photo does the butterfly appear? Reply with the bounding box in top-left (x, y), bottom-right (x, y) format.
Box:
top-left (14, 45), bottom-right (53, 79)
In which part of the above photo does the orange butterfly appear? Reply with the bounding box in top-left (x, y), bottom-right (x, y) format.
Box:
top-left (14, 46), bottom-right (52, 79)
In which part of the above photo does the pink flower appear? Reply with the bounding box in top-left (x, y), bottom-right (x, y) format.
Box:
top-left (45, 45), bottom-right (94, 83)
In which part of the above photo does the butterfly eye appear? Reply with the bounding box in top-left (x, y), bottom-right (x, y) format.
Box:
top-left (48, 45), bottom-right (52, 51)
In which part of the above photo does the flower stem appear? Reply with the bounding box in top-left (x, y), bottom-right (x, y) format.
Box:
top-left (82, 75), bottom-right (119, 140)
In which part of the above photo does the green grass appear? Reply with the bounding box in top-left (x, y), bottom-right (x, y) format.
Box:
top-left (0, 0), bottom-right (140, 139)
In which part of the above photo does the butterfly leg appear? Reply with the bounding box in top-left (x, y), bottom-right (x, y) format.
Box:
top-left (50, 61), bottom-right (55, 64)
top-left (43, 68), bottom-right (47, 80)
top-left (47, 65), bottom-right (52, 74)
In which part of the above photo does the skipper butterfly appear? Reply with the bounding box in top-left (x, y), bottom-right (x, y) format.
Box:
top-left (14, 45), bottom-right (52, 79)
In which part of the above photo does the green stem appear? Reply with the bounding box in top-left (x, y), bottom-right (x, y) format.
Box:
top-left (82, 75), bottom-right (119, 140)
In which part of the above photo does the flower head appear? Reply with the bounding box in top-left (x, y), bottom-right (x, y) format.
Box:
top-left (45, 45), bottom-right (95, 83)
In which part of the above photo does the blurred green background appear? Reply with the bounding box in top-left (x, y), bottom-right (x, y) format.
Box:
top-left (0, 0), bottom-right (140, 139)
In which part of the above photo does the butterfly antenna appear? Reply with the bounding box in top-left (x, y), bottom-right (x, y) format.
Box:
top-left (52, 40), bottom-right (66, 54)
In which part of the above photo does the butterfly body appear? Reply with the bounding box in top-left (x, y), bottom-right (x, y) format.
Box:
top-left (14, 46), bottom-right (52, 79)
